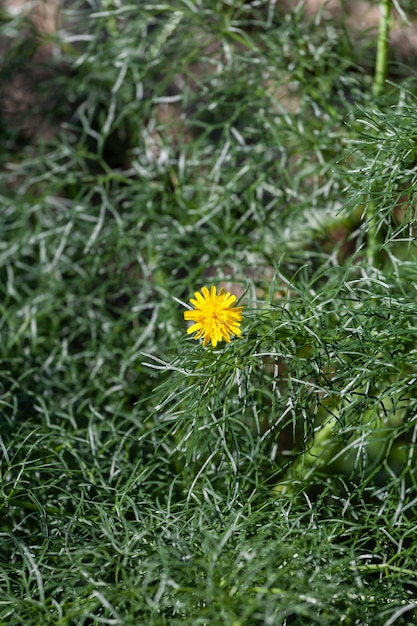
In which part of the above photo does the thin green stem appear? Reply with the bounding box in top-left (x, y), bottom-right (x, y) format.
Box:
top-left (353, 563), bottom-right (417, 578)
top-left (366, 197), bottom-right (379, 267)
top-left (373, 0), bottom-right (392, 97)
top-left (368, 0), bottom-right (392, 264)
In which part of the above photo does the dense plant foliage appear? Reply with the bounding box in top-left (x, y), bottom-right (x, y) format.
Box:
top-left (1, 1), bottom-right (417, 624)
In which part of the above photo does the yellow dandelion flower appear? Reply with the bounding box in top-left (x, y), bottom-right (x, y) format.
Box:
top-left (184, 285), bottom-right (244, 348)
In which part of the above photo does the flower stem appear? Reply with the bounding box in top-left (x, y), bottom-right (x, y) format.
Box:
top-left (373, 0), bottom-right (392, 98)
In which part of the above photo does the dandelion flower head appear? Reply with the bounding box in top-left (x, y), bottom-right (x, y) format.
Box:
top-left (184, 285), bottom-right (244, 347)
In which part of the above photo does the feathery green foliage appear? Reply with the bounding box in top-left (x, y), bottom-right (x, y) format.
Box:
top-left (1, 1), bottom-right (417, 624)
